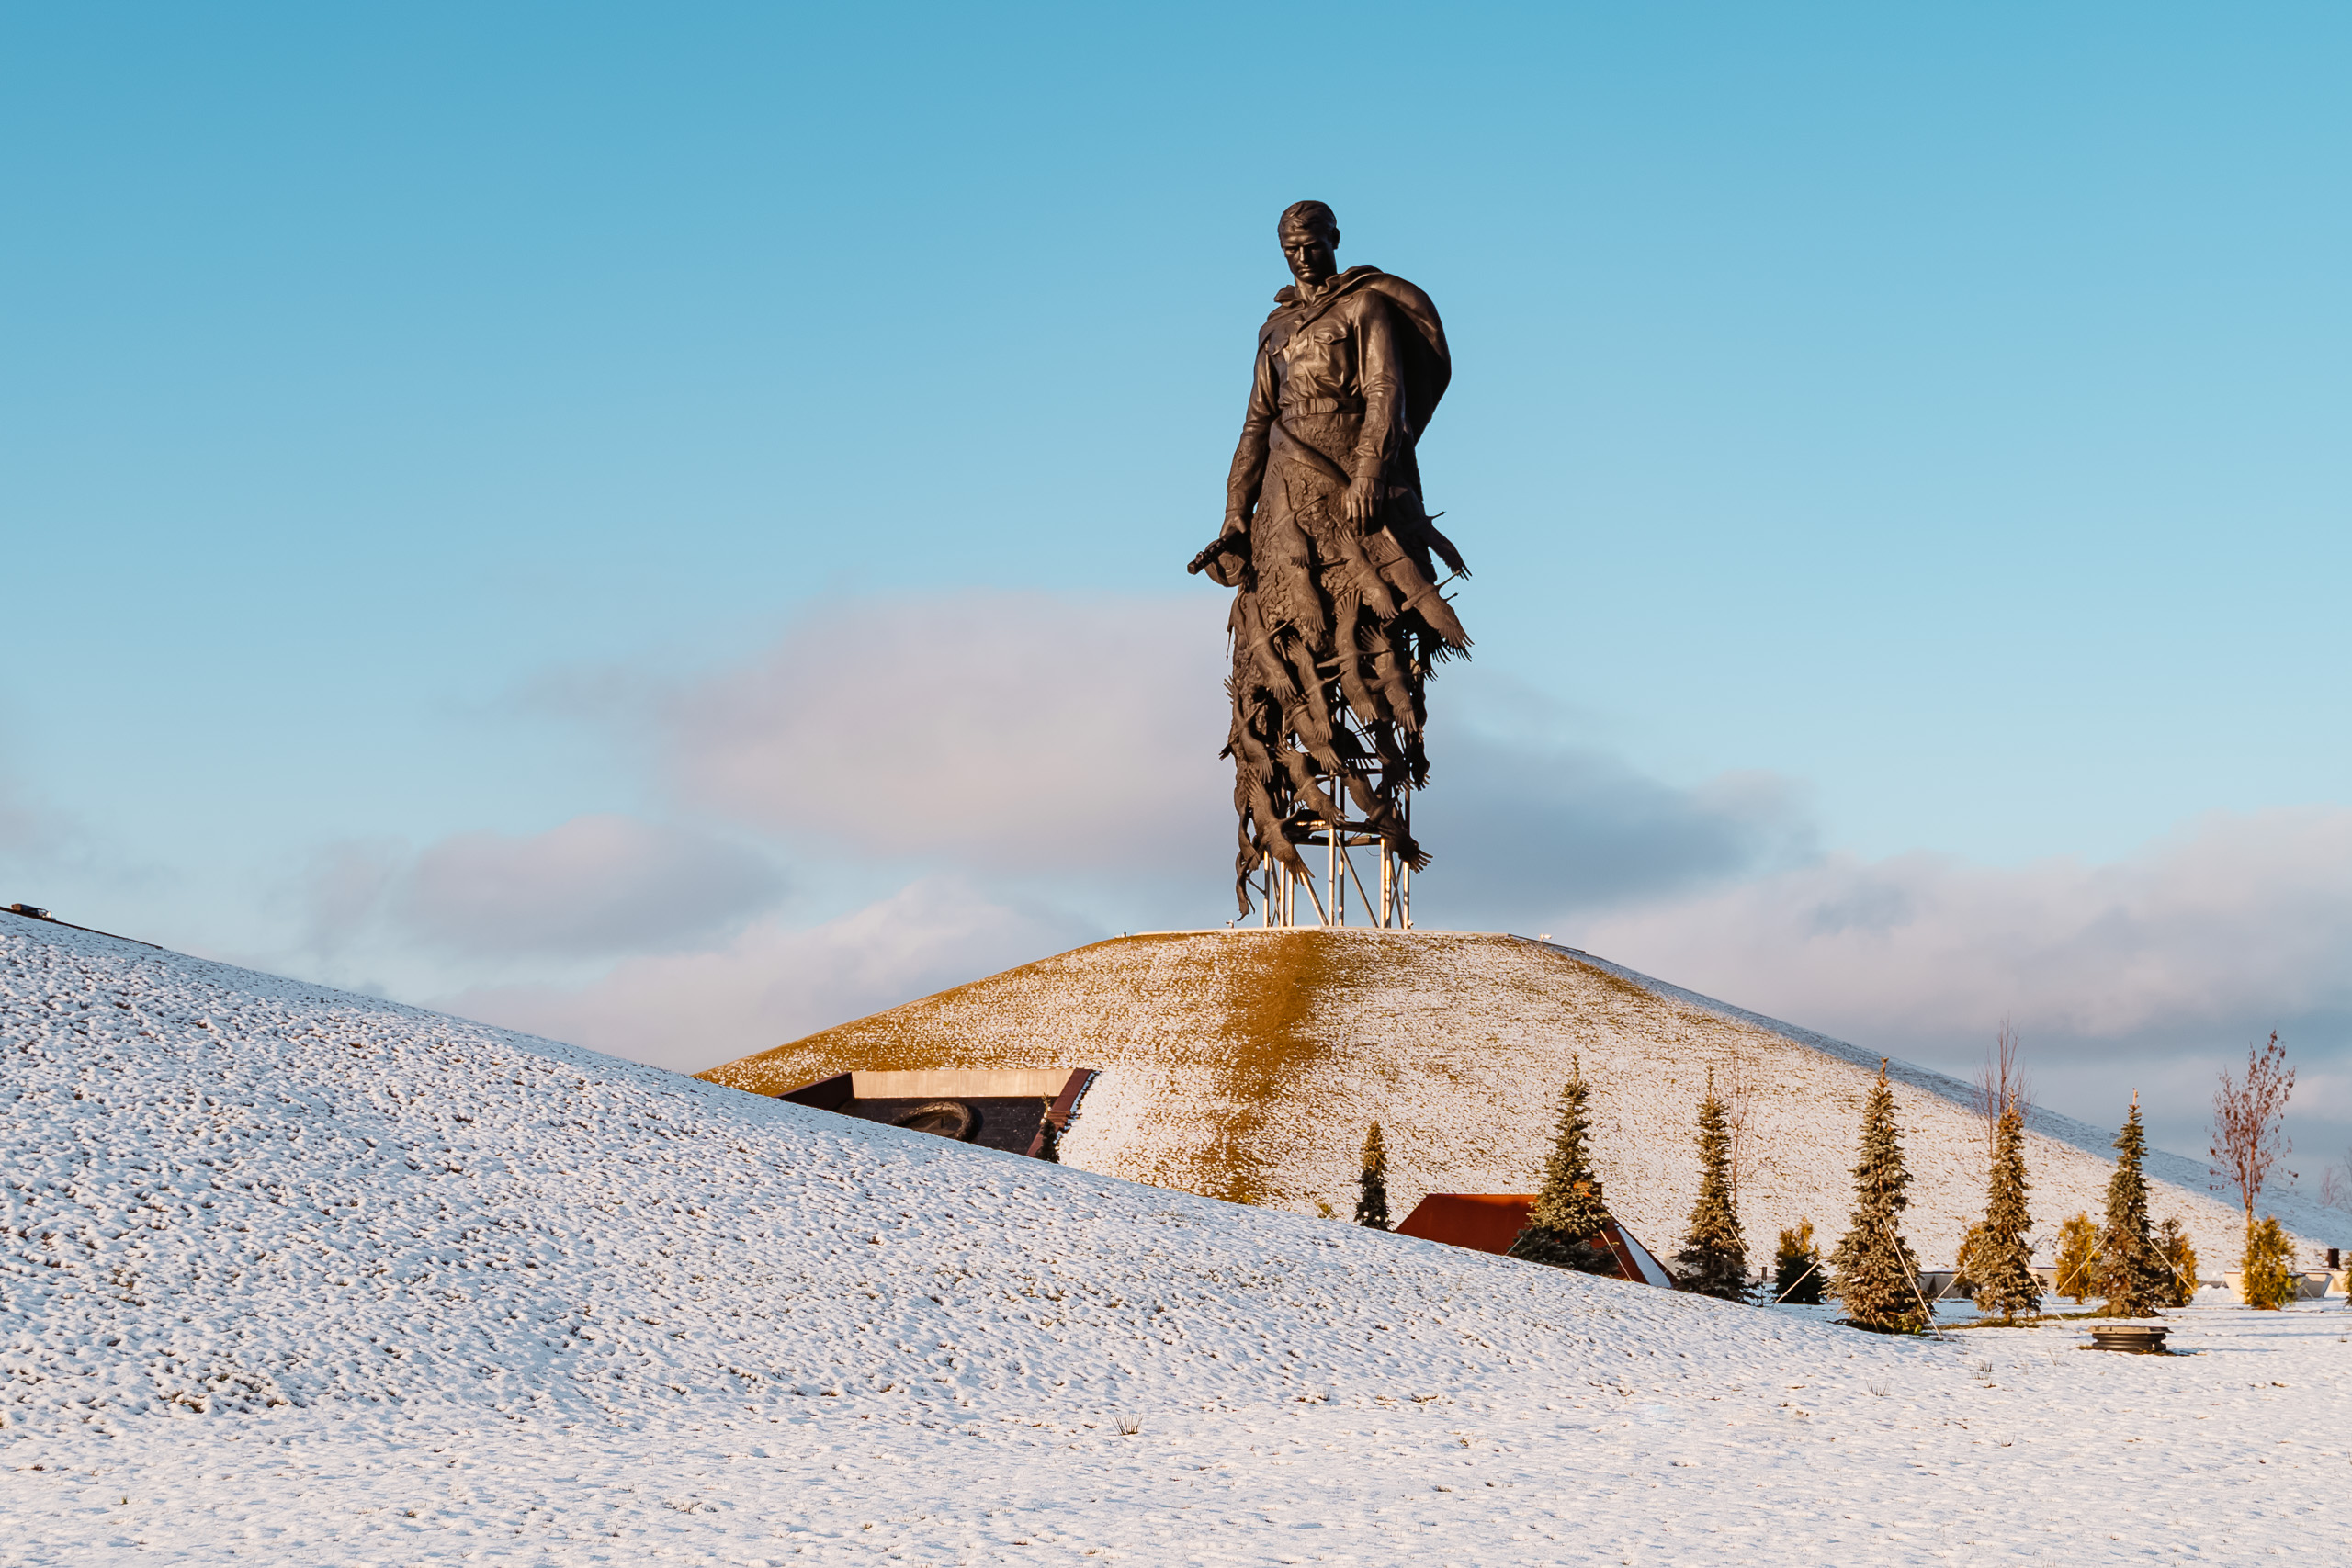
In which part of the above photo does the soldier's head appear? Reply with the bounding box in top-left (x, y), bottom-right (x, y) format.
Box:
top-left (1278, 201), bottom-right (1340, 288)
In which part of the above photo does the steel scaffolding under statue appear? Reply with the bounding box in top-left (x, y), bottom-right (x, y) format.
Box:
top-left (1250, 789), bottom-right (1414, 930)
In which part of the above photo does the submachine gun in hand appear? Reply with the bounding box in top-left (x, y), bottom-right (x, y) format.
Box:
top-left (1185, 531), bottom-right (1250, 578)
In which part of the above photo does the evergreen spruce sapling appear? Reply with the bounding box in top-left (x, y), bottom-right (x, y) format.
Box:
top-left (2154, 1217), bottom-right (2199, 1308)
top-left (1968, 1103), bottom-right (2042, 1320)
top-left (1674, 1071), bottom-right (1748, 1299)
top-left (2052, 1213), bottom-right (2098, 1303)
top-left (2097, 1093), bottom-right (2168, 1317)
top-left (1353, 1122), bottom-right (1393, 1231)
top-left (1828, 1063), bottom-right (1926, 1332)
top-left (1772, 1219), bottom-right (1824, 1304)
top-left (1509, 1058), bottom-right (1619, 1276)
top-left (2241, 1215), bottom-right (2295, 1309)
top-left (1954, 1221), bottom-right (1987, 1292)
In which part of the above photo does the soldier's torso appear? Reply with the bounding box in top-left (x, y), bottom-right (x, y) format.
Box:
top-left (1260, 288), bottom-right (1374, 420)
top-left (1270, 307), bottom-right (1363, 414)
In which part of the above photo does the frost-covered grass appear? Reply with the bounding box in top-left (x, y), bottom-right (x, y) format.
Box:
top-left (5, 916), bottom-right (2348, 1564)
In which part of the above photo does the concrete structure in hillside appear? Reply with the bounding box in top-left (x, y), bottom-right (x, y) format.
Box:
top-left (697, 928), bottom-right (2349, 1275)
top-left (776, 1067), bottom-right (1095, 1160)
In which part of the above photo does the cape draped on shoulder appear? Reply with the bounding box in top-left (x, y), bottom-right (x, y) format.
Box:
top-left (1260, 266), bottom-right (1452, 445)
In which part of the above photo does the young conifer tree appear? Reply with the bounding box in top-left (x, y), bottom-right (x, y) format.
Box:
top-left (2241, 1216), bottom-right (2295, 1309)
top-left (2154, 1217), bottom-right (2200, 1308)
top-left (1828, 1062), bottom-right (1925, 1332)
top-left (1968, 1102), bottom-right (2041, 1320)
top-left (1675, 1071), bottom-right (1748, 1299)
top-left (2098, 1093), bottom-right (2168, 1317)
top-left (1772, 1219), bottom-right (1824, 1303)
top-left (1509, 1057), bottom-right (1619, 1276)
top-left (1954, 1220), bottom-right (1985, 1286)
top-left (2053, 1213), bottom-right (2098, 1303)
top-left (1353, 1122), bottom-right (1393, 1231)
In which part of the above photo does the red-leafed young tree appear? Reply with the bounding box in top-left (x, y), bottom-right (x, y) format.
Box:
top-left (2210, 1031), bottom-right (2295, 1288)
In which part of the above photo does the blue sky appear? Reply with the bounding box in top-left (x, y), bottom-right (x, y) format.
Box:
top-left (4, 4), bottom-right (2347, 1168)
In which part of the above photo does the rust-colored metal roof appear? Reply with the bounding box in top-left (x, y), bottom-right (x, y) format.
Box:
top-left (1395, 1193), bottom-right (1677, 1289)
top-left (1395, 1193), bottom-right (1533, 1254)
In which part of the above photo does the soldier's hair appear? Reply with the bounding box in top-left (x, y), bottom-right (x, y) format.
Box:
top-left (1278, 200), bottom-right (1339, 245)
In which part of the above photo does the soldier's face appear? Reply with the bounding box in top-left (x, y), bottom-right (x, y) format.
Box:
top-left (1281, 226), bottom-right (1337, 286)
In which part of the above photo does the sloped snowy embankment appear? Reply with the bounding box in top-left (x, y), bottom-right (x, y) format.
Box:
top-left (1, 917), bottom-right (1878, 1431)
top-left (5, 916), bottom-right (2347, 1565)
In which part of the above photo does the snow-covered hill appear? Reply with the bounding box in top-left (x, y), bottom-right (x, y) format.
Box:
top-left (0, 913), bottom-right (1874, 1437)
top-left (703, 929), bottom-right (2343, 1270)
top-left (6, 912), bottom-right (2349, 1566)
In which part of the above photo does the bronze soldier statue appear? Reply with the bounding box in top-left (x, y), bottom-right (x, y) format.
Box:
top-left (1189, 200), bottom-right (1470, 916)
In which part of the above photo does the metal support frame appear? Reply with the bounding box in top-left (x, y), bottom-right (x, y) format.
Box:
top-left (1253, 787), bottom-right (1413, 929)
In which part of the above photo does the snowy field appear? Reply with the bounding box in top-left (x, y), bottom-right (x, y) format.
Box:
top-left (6, 915), bottom-right (2348, 1565)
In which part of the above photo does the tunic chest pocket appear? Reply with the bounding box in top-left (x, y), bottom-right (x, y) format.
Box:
top-left (1283, 321), bottom-right (1351, 368)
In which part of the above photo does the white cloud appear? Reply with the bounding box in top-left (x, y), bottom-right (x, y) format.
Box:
top-left (0, 771), bottom-right (100, 885)
top-left (605, 592), bottom-right (1810, 923)
top-left (439, 875), bottom-right (1099, 1075)
top-left (653, 592), bottom-right (1235, 872)
top-left (1410, 736), bottom-right (1814, 927)
top-left (0, 768), bottom-right (178, 931)
top-left (303, 815), bottom-right (784, 963)
top-left (1562, 807), bottom-right (2352, 1154)
top-left (0, 781), bottom-right (42, 857)
top-left (1573, 807), bottom-right (2352, 1043)
top-left (313, 591), bottom-right (2347, 1167)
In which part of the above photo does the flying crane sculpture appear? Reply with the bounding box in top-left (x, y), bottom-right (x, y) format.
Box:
top-left (1188, 200), bottom-right (1470, 927)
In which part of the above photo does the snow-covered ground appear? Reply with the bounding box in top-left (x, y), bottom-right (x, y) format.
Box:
top-left (6, 914), bottom-right (2348, 1564)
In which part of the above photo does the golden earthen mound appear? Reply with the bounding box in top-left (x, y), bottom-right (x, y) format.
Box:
top-left (698, 929), bottom-right (2323, 1271)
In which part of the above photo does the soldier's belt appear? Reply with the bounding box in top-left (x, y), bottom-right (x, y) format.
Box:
top-left (1281, 396), bottom-right (1362, 416)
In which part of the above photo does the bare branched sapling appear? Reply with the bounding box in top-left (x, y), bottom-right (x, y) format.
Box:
top-left (2211, 1030), bottom-right (2296, 1299)
top-left (1973, 1020), bottom-right (2032, 1177)
top-left (2211, 1031), bottom-right (2295, 1227)
top-left (1717, 1046), bottom-right (1758, 1211)
top-left (2317, 1147), bottom-right (2352, 1213)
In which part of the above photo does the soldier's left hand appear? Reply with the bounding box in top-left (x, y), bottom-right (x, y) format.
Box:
top-left (1342, 477), bottom-right (1379, 526)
